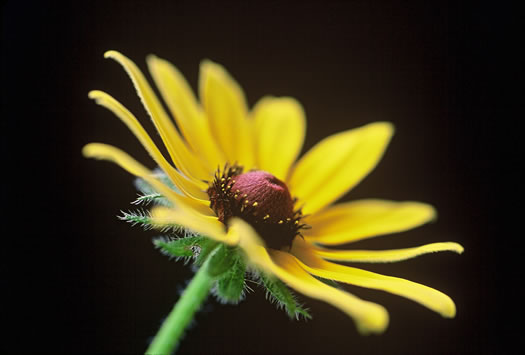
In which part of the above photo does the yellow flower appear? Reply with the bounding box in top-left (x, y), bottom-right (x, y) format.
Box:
top-left (83, 50), bottom-right (463, 334)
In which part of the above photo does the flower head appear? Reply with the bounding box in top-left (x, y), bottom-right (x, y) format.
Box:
top-left (84, 50), bottom-right (463, 334)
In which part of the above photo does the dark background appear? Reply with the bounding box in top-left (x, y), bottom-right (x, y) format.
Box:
top-left (2, 1), bottom-right (520, 354)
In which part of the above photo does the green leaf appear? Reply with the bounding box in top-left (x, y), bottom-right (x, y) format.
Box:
top-left (133, 169), bottom-right (180, 207)
top-left (215, 252), bottom-right (246, 304)
top-left (259, 273), bottom-right (312, 320)
top-left (119, 209), bottom-right (154, 230)
top-left (119, 209), bottom-right (189, 234)
top-left (207, 244), bottom-right (238, 277)
top-left (194, 238), bottom-right (219, 267)
top-left (132, 192), bottom-right (171, 207)
top-left (153, 235), bottom-right (206, 259)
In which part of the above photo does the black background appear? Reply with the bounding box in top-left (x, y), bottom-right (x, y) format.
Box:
top-left (2, 1), bottom-right (520, 354)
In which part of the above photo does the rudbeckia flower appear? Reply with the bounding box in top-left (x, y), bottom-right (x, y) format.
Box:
top-left (83, 50), bottom-right (463, 335)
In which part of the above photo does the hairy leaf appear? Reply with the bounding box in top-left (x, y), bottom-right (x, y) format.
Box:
top-left (194, 238), bottom-right (220, 267)
top-left (215, 252), bottom-right (247, 304)
top-left (132, 192), bottom-right (171, 207)
top-left (119, 209), bottom-right (154, 230)
top-left (208, 244), bottom-right (239, 277)
top-left (153, 235), bottom-right (206, 259)
top-left (259, 273), bottom-right (311, 320)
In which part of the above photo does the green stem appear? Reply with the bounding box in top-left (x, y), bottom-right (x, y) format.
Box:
top-left (146, 259), bottom-right (214, 355)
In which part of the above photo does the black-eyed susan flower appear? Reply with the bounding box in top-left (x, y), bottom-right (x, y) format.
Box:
top-left (84, 51), bottom-right (463, 351)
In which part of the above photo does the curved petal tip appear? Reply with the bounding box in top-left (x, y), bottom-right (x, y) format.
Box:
top-left (103, 50), bottom-right (120, 59)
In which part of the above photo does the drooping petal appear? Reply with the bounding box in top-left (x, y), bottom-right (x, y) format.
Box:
top-left (252, 96), bottom-right (306, 181)
top-left (231, 218), bottom-right (389, 334)
top-left (82, 143), bottom-right (214, 216)
top-left (88, 90), bottom-right (208, 201)
top-left (199, 60), bottom-right (255, 168)
top-left (312, 242), bottom-right (464, 263)
top-left (292, 238), bottom-right (457, 318)
top-left (104, 50), bottom-right (210, 181)
top-left (146, 55), bottom-right (225, 171)
top-left (288, 122), bottom-right (394, 215)
top-left (150, 206), bottom-right (239, 246)
top-left (303, 199), bottom-right (436, 245)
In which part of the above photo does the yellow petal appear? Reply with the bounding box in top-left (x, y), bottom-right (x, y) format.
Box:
top-left (303, 199), bottom-right (436, 245)
top-left (252, 97), bottom-right (306, 180)
top-left (150, 206), bottom-right (238, 245)
top-left (82, 143), bottom-right (214, 217)
top-left (146, 55), bottom-right (225, 171)
top-left (312, 242), bottom-right (464, 263)
top-left (199, 60), bottom-right (255, 168)
top-left (288, 122), bottom-right (394, 215)
top-left (88, 90), bottom-right (209, 201)
top-left (292, 238), bottom-right (457, 318)
top-left (104, 50), bottom-right (210, 181)
top-left (231, 218), bottom-right (389, 334)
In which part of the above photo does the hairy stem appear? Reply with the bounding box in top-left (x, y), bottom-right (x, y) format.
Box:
top-left (146, 258), bottom-right (214, 354)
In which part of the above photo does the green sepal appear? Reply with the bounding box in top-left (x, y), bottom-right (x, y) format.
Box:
top-left (133, 172), bottom-right (176, 207)
top-left (119, 209), bottom-right (154, 230)
top-left (153, 235), bottom-right (206, 259)
top-left (207, 244), bottom-right (240, 277)
top-left (194, 238), bottom-right (219, 267)
top-left (259, 273), bottom-right (312, 320)
top-left (120, 209), bottom-right (189, 234)
top-left (214, 251), bottom-right (246, 304)
top-left (132, 192), bottom-right (169, 206)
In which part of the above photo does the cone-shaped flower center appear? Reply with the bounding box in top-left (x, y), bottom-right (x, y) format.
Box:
top-left (232, 171), bottom-right (294, 223)
top-left (208, 166), bottom-right (304, 250)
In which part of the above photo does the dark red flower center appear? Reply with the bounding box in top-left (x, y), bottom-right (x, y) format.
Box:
top-left (207, 165), bottom-right (306, 250)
